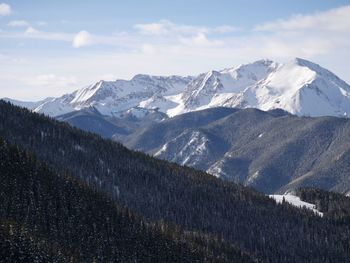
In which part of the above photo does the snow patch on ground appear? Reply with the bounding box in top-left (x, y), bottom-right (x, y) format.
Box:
top-left (126, 107), bottom-right (149, 118)
top-left (269, 194), bottom-right (323, 217)
top-left (154, 144), bottom-right (168, 157)
top-left (179, 131), bottom-right (209, 166)
top-left (74, 144), bottom-right (85, 152)
top-left (152, 130), bottom-right (211, 167)
top-left (207, 159), bottom-right (228, 178)
top-left (246, 170), bottom-right (260, 184)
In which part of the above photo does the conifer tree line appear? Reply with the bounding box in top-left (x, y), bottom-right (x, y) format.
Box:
top-left (0, 138), bottom-right (253, 262)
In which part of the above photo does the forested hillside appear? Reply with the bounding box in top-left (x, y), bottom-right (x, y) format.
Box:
top-left (0, 139), bottom-right (252, 262)
top-left (296, 188), bottom-right (350, 223)
top-left (1, 100), bottom-right (350, 262)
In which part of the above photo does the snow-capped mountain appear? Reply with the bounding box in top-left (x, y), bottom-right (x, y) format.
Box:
top-left (168, 59), bottom-right (279, 116)
top-left (168, 58), bottom-right (350, 117)
top-left (245, 58), bottom-right (350, 117)
top-left (22, 75), bottom-right (192, 117)
top-left (4, 58), bottom-right (350, 118)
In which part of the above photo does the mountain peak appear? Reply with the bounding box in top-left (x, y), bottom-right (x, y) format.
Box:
top-left (222, 59), bottom-right (275, 73)
top-left (252, 58), bottom-right (274, 65)
top-left (290, 57), bottom-right (349, 88)
top-left (291, 58), bottom-right (328, 75)
top-left (293, 57), bottom-right (314, 65)
top-left (132, 74), bottom-right (153, 81)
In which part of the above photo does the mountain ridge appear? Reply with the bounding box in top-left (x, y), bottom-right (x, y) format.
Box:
top-left (119, 106), bottom-right (350, 194)
top-left (5, 57), bottom-right (350, 118)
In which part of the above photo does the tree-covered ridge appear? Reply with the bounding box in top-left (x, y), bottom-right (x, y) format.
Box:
top-left (296, 188), bottom-right (350, 223)
top-left (0, 139), bottom-right (253, 262)
top-left (1, 100), bottom-right (350, 262)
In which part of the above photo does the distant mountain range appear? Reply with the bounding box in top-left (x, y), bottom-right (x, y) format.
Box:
top-left (5, 58), bottom-right (350, 118)
top-left (9, 100), bottom-right (350, 196)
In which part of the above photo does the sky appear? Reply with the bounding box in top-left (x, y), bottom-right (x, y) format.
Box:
top-left (1, 0), bottom-right (350, 100)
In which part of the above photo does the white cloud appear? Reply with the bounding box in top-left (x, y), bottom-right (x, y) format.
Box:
top-left (25, 26), bottom-right (39, 34)
top-left (133, 20), bottom-right (235, 52)
top-left (249, 5), bottom-right (350, 60)
top-left (0, 3), bottom-right (11, 16)
top-left (0, 73), bottom-right (78, 100)
top-left (135, 20), bottom-right (201, 35)
top-left (141, 6), bottom-right (350, 65)
top-left (255, 5), bottom-right (350, 33)
top-left (26, 74), bottom-right (77, 88)
top-left (141, 43), bottom-right (156, 55)
top-left (36, 21), bottom-right (47, 26)
top-left (179, 32), bottom-right (223, 47)
top-left (23, 26), bottom-right (72, 41)
top-left (72, 30), bottom-right (93, 48)
top-left (192, 33), bottom-right (211, 45)
top-left (8, 20), bottom-right (29, 27)
top-left (0, 27), bottom-right (131, 48)
top-left (213, 25), bottom-right (240, 33)
top-left (134, 20), bottom-right (239, 36)
top-left (135, 22), bottom-right (167, 35)
top-left (0, 53), bottom-right (27, 64)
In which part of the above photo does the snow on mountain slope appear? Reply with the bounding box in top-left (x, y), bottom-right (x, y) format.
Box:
top-left (269, 194), bottom-right (323, 217)
top-left (3, 97), bottom-right (54, 110)
top-left (245, 58), bottom-right (350, 117)
top-left (153, 129), bottom-right (228, 169)
top-left (33, 93), bottom-right (77, 116)
top-left (154, 131), bottom-right (210, 166)
top-left (167, 59), bottom-right (278, 116)
top-left (29, 75), bottom-right (192, 117)
top-left (138, 94), bottom-right (179, 113)
top-left (169, 58), bottom-right (350, 117)
top-left (4, 58), bottom-right (350, 118)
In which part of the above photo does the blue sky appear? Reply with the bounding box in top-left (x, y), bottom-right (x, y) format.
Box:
top-left (1, 0), bottom-right (350, 100)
